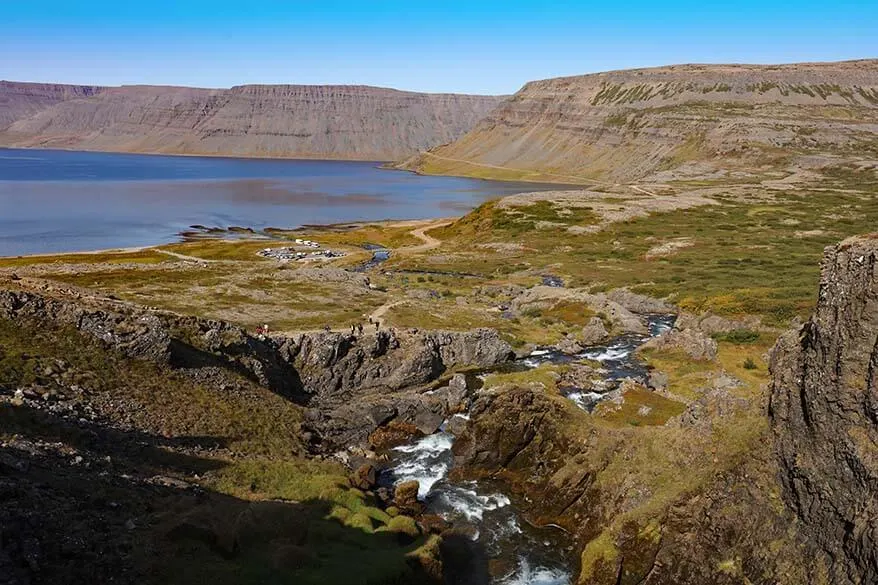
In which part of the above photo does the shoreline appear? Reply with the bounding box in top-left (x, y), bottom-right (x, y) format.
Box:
top-left (0, 144), bottom-right (393, 166)
top-left (0, 216), bottom-right (459, 260)
top-left (0, 145), bottom-right (583, 188)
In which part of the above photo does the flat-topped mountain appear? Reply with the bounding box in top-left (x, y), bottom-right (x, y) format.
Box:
top-left (0, 81), bottom-right (103, 128)
top-left (399, 59), bottom-right (878, 183)
top-left (0, 82), bottom-right (504, 160)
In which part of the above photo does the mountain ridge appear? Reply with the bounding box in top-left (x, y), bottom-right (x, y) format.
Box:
top-left (398, 58), bottom-right (878, 183)
top-left (0, 81), bottom-right (505, 161)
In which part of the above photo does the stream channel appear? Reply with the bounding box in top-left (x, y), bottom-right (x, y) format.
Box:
top-left (381, 314), bottom-right (676, 584)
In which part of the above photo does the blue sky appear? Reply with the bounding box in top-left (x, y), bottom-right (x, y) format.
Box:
top-left (2, 1), bottom-right (876, 94)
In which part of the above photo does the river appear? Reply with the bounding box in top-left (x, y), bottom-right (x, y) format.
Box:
top-left (383, 315), bottom-right (675, 584)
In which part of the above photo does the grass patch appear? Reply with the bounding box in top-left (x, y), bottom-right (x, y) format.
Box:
top-left (0, 249), bottom-right (167, 267)
top-left (482, 364), bottom-right (566, 393)
top-left (594, 387), bottom-right (686, 427)
top-left (712, 329), bottom-right (761, 344)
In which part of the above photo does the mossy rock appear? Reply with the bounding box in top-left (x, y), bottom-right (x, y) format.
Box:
top-left (380, 515), bottom-right (420, 538)
top-left (346, 512), bottom-right (375, 533)
top-left (385, 506), bottom-right (400, 517)
top-left (361, 506), bottom-right (392, 526)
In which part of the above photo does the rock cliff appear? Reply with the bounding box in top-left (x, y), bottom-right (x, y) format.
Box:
top-left (399, 59), bottom-right (878, 182)
top-left (770, 234), bottom-right (878, 584)
top-left (0, 83), bottom-right (503, 160)
top-left (0, 81), bottom-right (103, 128)
top-left (0, 287), bottom-right (512, 451)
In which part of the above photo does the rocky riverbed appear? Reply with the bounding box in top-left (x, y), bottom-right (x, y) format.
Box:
top-left (375, 313), bottom-right (677, 584)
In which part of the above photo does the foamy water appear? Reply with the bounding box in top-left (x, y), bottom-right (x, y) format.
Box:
top-left (384, 315), bottom-right (677, 583)
top-left (392, 432), bottom-right (454, 498)
top-left (500, 558), bottom-right (571, 585)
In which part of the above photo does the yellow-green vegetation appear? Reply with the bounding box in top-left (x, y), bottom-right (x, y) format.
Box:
top-left (1, 315), bottom-right (435, 585)
top-left (0, 248), bottom-right (168, 267)
top-left (0, 319), bottom-right (302, 457)
top-left (293, 223), bottom-right (424, 249)
top-left (394, 181), bottom-right (878, 326)
top-left (639, 348), bottom-right (716, 401)
top-left (593, 386), bottom-right (687, 427)
top-left (579, 531), bottom-right (619, 582)
top-left (46, 264), bottom-right (386, 332)
top-left (522, 299), bottom-right (596, 327)
top-left (482, 363), bottom-right (567, 392)
top-left (431, 199), bottom-right (598, 244)
top-left (414, 155), bottom-right (592, 184)
top-left (641, 332), bottom-right (774, 403)
top-left (568, 408), bottom-right (769, 581)
top-left (161, 239), bottom-right (278, 261)
top-left (201, 458), bottom-right (432, 585)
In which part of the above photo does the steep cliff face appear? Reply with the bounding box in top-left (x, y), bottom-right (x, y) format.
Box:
top-left (770, 235), bottom-right (878, 584)
top-left (0, 83), bottom-right (503, 160)
top-left (0, 81), bottom-right (104, 128)
top-left (400, 60), bottom-right (878, 182)
top-left (452, 384), bottom-right (830, 585)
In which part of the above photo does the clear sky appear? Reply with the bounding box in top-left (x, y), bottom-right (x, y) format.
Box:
top-left (2, 0), bottom-right (876, 95)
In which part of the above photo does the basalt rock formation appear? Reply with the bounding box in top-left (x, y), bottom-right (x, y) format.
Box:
top-left (770, 234), bottom-right (878, 584)
top-left (400, 59), bottom-right (878, 182)
top-left (0, 82), bottom-right (503, 160)
top-left (453, 384), bottom-right (827, 584)
top-left (448, 234), bottom-right (878, 583)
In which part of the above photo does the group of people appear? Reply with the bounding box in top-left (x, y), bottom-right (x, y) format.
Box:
top-left (316, 316), bottom-right (392, 337)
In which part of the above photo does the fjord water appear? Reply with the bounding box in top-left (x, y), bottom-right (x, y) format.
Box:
top-left (0, 148), bottom-right (556, 256)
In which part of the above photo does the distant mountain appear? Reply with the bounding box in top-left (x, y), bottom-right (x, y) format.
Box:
top-left (0, 81), bottom-right (103, 128)
top-left (397, 60), bottom-right (878, 183)
top-left (0, 82), bottom-right (504, 161)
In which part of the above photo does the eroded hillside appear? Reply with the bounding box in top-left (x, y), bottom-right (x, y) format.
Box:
top-left (0, 83), bottom-right (503, 160)
top-left (399, 60), bottom-right (878, 183)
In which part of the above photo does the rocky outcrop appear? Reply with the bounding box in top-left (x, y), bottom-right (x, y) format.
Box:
top-left (399, 59), bottom-right (878, 182)
top-left (284, 329), bottom-right (511, 402)
top-left (454, 383), bottom-right (826, 584)
top-left (674, 312), bottom-right (761, 335)
top-left (580, 317), bottom-right (609, 345)
top-left (0, 288), bottom-right (512, 451)
top-left (0, 83), bottom-right (504, 160)
top-left (770, 235), bottom-right (878, 584)
top-left (639, 327), bottom-right (718, 360)
top-left (511, 286), bottom-right (650, 336)
top-left (0, 289), bottom-right (173, 363)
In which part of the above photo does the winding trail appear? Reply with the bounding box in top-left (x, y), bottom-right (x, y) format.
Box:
top-left (397, 220), bottom-right (453, 254)
top-left (368, 300), bottom-right (407, 327)
top-left (156, 249), bottom-right (220, 263)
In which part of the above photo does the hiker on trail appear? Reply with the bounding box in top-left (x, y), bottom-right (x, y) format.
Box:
top-left (324, 324), bottom-right (331, 333)
top-left (375, 322), bottom-right (379, 332)
top-left (357, 323), bottom-right (364, 335)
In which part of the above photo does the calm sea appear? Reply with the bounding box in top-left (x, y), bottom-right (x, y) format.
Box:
top-left (0, 148), bottom-right (558, 256)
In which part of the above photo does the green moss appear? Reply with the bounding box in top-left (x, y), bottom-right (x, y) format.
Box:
top-left (380, 515), bottom-right (420, 538)
top-left (594, 387), bottom-right (686, 427)
top-left (0, 249), bottom-right (168, 267)
top-left (347, 512), bottom-right (376, 533)
top-left (482, 364), bottom-right (566, 393)
top-left (580, 531), bottom-right (620, 581)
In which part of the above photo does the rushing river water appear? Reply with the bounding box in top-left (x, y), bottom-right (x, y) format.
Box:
top-left (384, 314), bottom-right (676, 584)
top-left (0, 148), bottom-right (564, 256)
